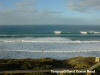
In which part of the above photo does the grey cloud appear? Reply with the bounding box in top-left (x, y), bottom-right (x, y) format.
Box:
top-left (0, 7), bottom-right (65, 25)
top-left (0, 0), bottom-right (67, 25)
top-left (0, 9), bottom-right (99, 25)
top-left (16, 0), bottom-right (35, 8)
top-left (68, 0), bottom-right (100, 12)
top-left (0, 0), bottom-right (64, 25)
top-left (0, 0), bottom-right (100, 25)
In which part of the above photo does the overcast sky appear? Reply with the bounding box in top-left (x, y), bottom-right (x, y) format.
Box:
top-left (0, 0), bottom-right (100, 25)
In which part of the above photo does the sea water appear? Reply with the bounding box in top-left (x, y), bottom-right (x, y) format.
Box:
top-left (0, 25), bottom-right (100, 59)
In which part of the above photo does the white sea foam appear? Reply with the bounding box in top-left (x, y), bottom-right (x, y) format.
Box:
top-left (0, 37), bottom-right (100, 44)
top-left (1, 49), bottom-right (100, 53)
top-left (88, 31), bottom-right (100, 34)
top-left (1, 40), bottom-right (100, 44)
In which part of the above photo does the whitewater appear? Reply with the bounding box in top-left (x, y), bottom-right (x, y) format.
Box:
top-left (0, 37), bottom-right (100, 59)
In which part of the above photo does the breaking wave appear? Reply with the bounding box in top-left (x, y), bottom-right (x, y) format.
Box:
top-left (1, 38), bottom-right (100, 44)
top-left (1, 49), bottom-right (100, 53)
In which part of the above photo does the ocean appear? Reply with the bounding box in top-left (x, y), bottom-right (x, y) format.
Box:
top-left (0, 25), bottom-right (100, 59)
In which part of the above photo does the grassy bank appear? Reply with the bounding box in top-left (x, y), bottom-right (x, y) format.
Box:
top-left (0, 56), bottom-right (99, 75)
top-left (0, 56), bottom-right (96, 70)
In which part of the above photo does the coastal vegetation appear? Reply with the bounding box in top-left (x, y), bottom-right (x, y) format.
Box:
top-left (0, 56), bottom-right (99, 75)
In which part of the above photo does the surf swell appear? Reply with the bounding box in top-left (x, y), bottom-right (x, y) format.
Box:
top-left (1, 49), bottom-right (100, 53)
top-left (0, 31), bottom-right (100, 38)
top-left (1, 40), bottom-right (100, 44)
